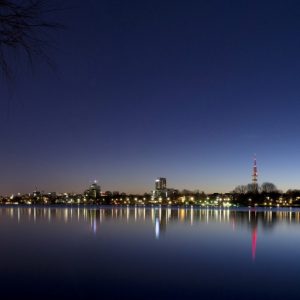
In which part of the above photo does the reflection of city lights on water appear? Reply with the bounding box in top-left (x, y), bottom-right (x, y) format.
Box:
top-left (252, 227), bottom-right (257, 261)
top-left (155, 217), bottom-right (160, 239)
top-left (17, 208), bottom-right (20, 223)
top-left (93, 219), bottom-right (97, 234)
top-left (6, 207), bottom-right (300, 258)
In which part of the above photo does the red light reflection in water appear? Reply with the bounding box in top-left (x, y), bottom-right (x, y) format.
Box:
top-left (252, 227), bottom-right (257, 261)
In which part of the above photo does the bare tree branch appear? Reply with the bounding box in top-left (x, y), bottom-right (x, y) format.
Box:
top-left (0, 0), bottom-right (63, 79)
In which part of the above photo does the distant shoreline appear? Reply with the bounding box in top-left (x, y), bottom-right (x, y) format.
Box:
top-left (1, 204), bottom-right (300, 210)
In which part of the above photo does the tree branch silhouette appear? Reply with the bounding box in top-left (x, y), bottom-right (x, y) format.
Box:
top-left (0, 0), bottom-right (63, 79)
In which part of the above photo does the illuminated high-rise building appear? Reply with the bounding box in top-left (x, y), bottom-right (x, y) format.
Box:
top-left (155, 178), bottom-right (167, 190)
top-left (85, 180), bottom-right (101, 199)
top-left (152, 178), bottom-right (167, 200)
top-left (152, 177), bottom-right (178, 201)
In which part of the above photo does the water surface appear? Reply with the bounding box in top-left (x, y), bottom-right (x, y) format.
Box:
top-left (0, 206), bottom-right (299, 299)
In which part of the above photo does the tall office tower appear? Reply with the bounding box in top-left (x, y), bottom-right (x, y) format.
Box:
top-left (85, 180), bottom-right (101, 199)
top-left (155, 177), bottom-right (167, 191)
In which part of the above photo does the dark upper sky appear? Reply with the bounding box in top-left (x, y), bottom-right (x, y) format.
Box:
top-left (1, 0), bottom-right (300, 194)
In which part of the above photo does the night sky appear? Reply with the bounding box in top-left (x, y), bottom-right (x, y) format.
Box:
top-left (1, 0), bottom-right (300, 195)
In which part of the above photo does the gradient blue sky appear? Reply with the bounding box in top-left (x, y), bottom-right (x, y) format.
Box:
top-left (1, 0), bottom-right (300, 194)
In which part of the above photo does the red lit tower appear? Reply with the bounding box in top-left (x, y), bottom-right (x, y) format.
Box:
top-left (252, 155), bottom-right (258, 192)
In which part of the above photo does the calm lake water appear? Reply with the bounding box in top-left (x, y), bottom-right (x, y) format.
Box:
top-left (1, 206), bottom-right (300, 299)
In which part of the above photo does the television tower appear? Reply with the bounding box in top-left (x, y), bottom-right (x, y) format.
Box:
top-left (252, 155), bottom-right (258, 192)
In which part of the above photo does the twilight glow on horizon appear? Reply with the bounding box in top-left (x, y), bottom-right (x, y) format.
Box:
top-left (1, 0), bottom-right (300, 195)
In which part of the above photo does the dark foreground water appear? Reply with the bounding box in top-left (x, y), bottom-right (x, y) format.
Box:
top-left (1, 206), bottom-right (300, 299)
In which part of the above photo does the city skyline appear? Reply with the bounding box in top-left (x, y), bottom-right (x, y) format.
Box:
top-left (0, 158), bottom-right (297, 196)
top-left (1, 1), bottom-right (300, 194)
